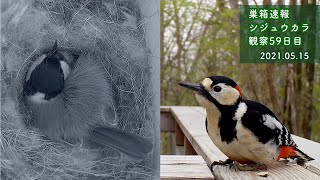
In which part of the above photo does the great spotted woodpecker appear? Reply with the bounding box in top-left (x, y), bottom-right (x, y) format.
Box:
top-left (179, 75), bottom-right (314, 171)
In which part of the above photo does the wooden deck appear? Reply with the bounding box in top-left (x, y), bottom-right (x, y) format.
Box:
top-left (160, 106), bottom-right (320, 180)
top-left (161, 155), bottom-right (214, 179)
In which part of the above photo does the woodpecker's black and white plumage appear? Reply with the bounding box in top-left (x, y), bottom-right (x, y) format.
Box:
top-left (179, 76), bottom-right (313, 170)
top-left (23, 41), bottom-right (152, 160)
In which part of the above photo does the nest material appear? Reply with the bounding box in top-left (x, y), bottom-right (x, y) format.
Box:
top-left (1, 0), bottom-right (157, 179)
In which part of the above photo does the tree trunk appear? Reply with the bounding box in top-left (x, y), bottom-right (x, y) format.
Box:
top-left (241, 0), bottom-right (249, 5)
top-left (302, 64), bottom-right (315, 138)
top-left (229, 0), bottom-right (238, 9)
top-left (301, 0), bottom-right (316, 138)
top-left (290, 0), bottom-right (296, 5)
top-left (287, 64), bottom-right (297, 133)
top-left (277, 0), bottom-right (284, 4)
top-left (266, 65), bottom-right (282, 119)
top-left (263, 0), bottom-right (272, 5)
top-left (294, 64), bottom-right (303, 135)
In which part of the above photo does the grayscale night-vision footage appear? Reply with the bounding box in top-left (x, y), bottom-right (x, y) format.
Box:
top-left (1, 0), bottom-right (159, 179)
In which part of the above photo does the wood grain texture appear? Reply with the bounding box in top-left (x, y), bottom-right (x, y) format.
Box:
top-left (160, 155), bottom-right (214, 179)
top-left (164, 106), bottom-right (320, 180)
top-left (184, 136), bottom-right (197, 155)
top-left (161, 111), bottom-right (176, 132)
top-left (212, 164), bottom-right (320, 180)
top-left (161, 106), bottom-right (171, 112)
top-left (176, 121), bottom-right (185, 146)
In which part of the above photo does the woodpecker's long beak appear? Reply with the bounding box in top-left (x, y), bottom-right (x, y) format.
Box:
top-left (178, 82), bottom-right (206, 94)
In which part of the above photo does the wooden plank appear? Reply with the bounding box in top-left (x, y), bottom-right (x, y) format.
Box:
top-left (161, 155), bottom-right (207, 164)
top-left (175, 122), bottom-right (184, 146)
top-left (160, 155), bottom-right (214, 180)
top-left (184, 136), bottom-right (197, 155)
top-left (175, 145), bottom-right (185, 155)
top-left (170, 132), bottom-right (176, 154)
top-left (171, 106), bottom-right (207, 141)
top-left (161, 106), bottom-right (171, 112)
top-left (212, 163), bottom-right (320, 180)
top-left (169, 106), bottom-right (320, 180)
top-left (161, 111), bottom-right (175, 132)
top-left (192, 135), bottom-right (227, 165)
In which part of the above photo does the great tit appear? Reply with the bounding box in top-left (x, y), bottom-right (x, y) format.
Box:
top-left (23, 41), bottom-right (152, 160)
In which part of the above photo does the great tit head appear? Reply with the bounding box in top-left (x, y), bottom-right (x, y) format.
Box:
top-left (179, 76), bottom-right (243, 107)
top-left (24, 41), bottom-right (70, 102)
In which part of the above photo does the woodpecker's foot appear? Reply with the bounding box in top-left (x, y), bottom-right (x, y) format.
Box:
top-left (232, 162), bottom-right (267, 171)
top-left (211, 159), bottom-right (234, 166)
top-left (210, 159), bottom-right (234, 171)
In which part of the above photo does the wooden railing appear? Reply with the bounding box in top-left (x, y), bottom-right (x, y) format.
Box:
top-left (160, 106), bottom-right (320, 180)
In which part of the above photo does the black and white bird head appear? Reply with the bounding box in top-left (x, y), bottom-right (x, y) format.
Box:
top-left (24, 41), bottom-right (70, 103)
top-left (179, 76), bottom-right (243, 108)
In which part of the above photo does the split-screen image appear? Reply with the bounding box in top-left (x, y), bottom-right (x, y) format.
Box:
top-left (1, 0), bottom-right (320, 180)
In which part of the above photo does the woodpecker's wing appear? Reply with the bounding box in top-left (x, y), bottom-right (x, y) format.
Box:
top-left (89, 126), bottom-right (153, 159)
top-left (241, 100), bottom-right (296, 147)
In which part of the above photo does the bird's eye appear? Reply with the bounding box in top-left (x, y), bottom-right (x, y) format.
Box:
top-left (213, 86), bottom-right (222, 92)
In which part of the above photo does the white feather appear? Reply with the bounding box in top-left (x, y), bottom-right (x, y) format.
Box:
top-left (234, 102), bottom-right (247, 121)
top-left (27, 92), bottom-right (46, 103)
top-left (262, 115), bottom-right (283, 130)
top-left (60, 61), bottom-right (70, 79)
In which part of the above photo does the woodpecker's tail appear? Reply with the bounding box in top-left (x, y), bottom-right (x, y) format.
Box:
top-left (294, 147), bottom-right (314, 161)
top-left (278, 146), bottom-right (314, 165)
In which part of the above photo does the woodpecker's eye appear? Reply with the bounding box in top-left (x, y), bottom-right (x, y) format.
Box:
top-left (213, 86), bottom-right (222, 92)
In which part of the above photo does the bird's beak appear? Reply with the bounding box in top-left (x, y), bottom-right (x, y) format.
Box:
top-left (48, 40), bottom-right (58, 57)
top-left (178, 82), bottom-right (206, 94)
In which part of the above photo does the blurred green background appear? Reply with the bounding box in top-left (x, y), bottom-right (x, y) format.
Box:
top-left (160, 0), bottom-right (320, 154)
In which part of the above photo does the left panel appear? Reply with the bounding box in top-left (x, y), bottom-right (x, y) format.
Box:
top-left (1, 0), bottom-right (160, 179)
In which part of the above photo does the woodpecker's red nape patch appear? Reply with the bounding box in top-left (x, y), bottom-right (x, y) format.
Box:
top-left (235, 85), bottom-right (243, 97)
top-left (277, 146), bottom-right (297, 160)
